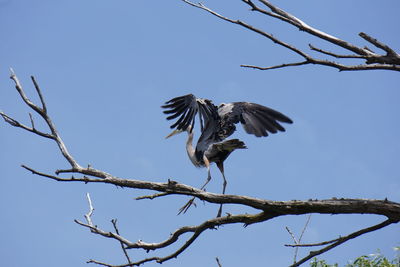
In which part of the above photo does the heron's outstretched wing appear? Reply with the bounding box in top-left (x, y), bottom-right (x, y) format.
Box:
top-left (219, 102), bottom-right (293, 137)
top-left (162, 94), bottom-right (218, 132)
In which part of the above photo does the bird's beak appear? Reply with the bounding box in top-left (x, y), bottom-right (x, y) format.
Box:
top-left (165, 129), bottom-right (183, 139)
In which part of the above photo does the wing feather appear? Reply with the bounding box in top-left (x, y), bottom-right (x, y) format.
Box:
top-left (165, 104), bottom-right (188, 120)
top-left (162, 94), bottom-right (218, 132)
top-left (170, 109), bottom-right (189, 129)
top-left (221, 102), bottom-right (292, 138)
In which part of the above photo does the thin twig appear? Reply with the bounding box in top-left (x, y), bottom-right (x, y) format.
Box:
top-left (30, 76), bottom-right (47, 113)
top-left (298, 214), bottom-right (312, 244)
top-left (286, 226), bottom-right (298, 244)
top-left (28, 113), bottom-right (35, 130)
top-left (285, 238), bottom-right (338, 248)
top-left (309, 44), bottom-right (369, 59)
top-left (112, 219), bottom-right (133, 265)
top-left (359, 32), bottom-right (399, 57)
top-left (0, 111), bottom-right (54, 139)
top-left (85, 193), bottom-right (95, 227)
top-left (285, 226), bottom-right (299, 263)
top-left (243, 0), bottom-right (292, 22)
top-left (241, 61), bottom-right (309, 70)
top-left (87, 259), bottom-right (115, 267)
top-left (135, 192), bottom-right (172, 200)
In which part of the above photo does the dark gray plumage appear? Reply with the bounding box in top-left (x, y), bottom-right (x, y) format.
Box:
top-left (162, 94), bottom-right (292, 216)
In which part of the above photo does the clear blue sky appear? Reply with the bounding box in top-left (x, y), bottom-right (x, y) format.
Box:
top-left (1, 1), bottom-right (399, 266)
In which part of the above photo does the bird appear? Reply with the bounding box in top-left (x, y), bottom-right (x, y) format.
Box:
top-left (162, 94), bottom-right (293, 216)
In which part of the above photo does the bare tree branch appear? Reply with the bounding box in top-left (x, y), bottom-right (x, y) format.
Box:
top-left (78, 194), bottom-right (273, 266)
top-left (7, 70), bottom-right (81, 168)
top-left (3, 71), bottom-right (115, 179)
top-left (289, 219), bottom-right (396, 267)
top-left (21, 163), bottom-right (400, 221)
top-left (180, 0), bottom-right (400, 71)
top-left (181, 0), bottom-right (311, 59)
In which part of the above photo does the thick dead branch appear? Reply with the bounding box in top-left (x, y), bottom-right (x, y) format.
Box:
top-left (180, 0), bottom-right (400, 71)
top-left (20, 161), bottom-right (400, 220)
top-left (22, 164), bottom-right (400, 221)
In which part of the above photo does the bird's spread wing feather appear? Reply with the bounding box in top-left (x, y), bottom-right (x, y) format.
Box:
top-left (221, 102), bottom-right (293, 137)
top-left (162, 94), bottom-right (218, 132)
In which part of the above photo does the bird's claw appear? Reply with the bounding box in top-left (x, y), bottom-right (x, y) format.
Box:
top-left (177, 197), bottom-right (196, 215)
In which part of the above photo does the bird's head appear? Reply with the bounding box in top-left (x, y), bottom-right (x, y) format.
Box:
top-left (165, 125), bottom-right (192, 139)
top-left (165, 129), bottom-right (183, 139)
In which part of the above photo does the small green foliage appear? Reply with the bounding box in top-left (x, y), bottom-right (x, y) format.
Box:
top-left (310, 248), bottom-right (400, 267)
top-left (310, 258), bottom-right (338, 267)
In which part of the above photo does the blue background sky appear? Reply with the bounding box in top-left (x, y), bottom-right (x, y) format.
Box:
top-left (1, 0), bottom-right (399, 266)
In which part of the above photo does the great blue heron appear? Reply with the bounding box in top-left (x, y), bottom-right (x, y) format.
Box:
top-left (162, 94), bottom-right (293, 216)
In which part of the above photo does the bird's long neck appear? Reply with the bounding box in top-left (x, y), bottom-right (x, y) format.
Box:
top-left (186, 131), bottom-right (200, 167)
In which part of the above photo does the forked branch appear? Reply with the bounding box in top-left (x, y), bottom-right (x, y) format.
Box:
top-left (78, 196), bottom-right (271, 266)
top-left (1, 70), bottom-right (113, 178)
top-left (180, 0), bottom-right (400, 71)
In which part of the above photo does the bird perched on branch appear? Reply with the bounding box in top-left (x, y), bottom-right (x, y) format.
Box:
top-left (162, 94), bottom-right (292, 217)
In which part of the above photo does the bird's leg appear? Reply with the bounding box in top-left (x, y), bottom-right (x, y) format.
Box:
top-left (216, 162), bottom-right (227, 217)
top-left (178, 156), bottom-right (212, 215)
top-left (200, 156), bottom-right (212, 190)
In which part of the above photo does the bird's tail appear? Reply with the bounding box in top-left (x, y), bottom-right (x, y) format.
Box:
top-left (218, 139), bottom-right (247, 151)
